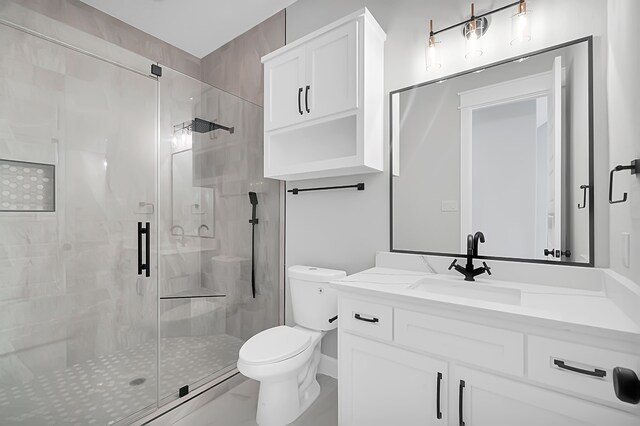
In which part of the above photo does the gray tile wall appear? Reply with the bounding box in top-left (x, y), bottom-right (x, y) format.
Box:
top-left (2, 0), bottom-right (202, 80)
top-left (201, 10), bottom-right (286, 106)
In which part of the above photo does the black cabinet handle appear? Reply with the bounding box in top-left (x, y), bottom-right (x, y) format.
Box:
top-left (305, 85), bottom-right (311, 113)
top-left (354, 313), bottom-right (379, 323)
top-left (137, 222), bottom-right (150, 277)
top-left (436, 372), bottom-right (443, 420)
top-left (553, 359), bottom-right (606, 378)
top-left (298, 87), bottom-right (303, 115)
top-left (459, 380), bottom-right (465, 426)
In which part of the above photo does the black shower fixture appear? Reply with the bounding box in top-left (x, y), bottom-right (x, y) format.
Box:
top-left (248, 192), bottom-right (259, 299)
top-left (173, 118), bottom-right (234, 135)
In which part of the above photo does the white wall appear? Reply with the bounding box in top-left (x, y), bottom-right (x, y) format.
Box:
top-left (607, 0), bottom-right (640, 284)
top-left (285, 0), bottom-right (610, 358)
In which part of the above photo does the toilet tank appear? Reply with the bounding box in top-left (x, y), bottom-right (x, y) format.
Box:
top-left (288, 265), bottom-right (346, 331)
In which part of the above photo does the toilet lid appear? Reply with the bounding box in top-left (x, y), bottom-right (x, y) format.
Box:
top-left (239, 326), bottom-right (312, 365)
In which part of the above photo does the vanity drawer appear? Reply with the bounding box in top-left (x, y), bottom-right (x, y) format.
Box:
top-left (394, 309), bottom-right (524, 376)
top-left (340, 298), bottom-right (393, 342)
top-left (528, 335), bottom-right (640, 406)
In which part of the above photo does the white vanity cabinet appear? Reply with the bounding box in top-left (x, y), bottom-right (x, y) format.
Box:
top-left (340, 334), bottom-right (447, 425)
top-left (454, 367), bottom-right (637, 426)
top-left (337, 295), bottom-right (640, 426)
top-left (261, 8), bottom-right (385, 181)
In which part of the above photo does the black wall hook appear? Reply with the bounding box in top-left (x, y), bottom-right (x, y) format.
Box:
top-left (578, 184), bottom-right (590, 209)
top-left (609, 160), bottom-right (639, 204)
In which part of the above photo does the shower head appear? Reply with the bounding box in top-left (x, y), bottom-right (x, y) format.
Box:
top-left (248, 192), bottom-right (258, 206)
top-left (191, 118), bottom-right (234, 134)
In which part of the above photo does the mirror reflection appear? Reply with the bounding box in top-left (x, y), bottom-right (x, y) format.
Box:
top-left (171, 149), bottom-right (215, 238)
top-left (392, 39), bottom-right (592, 264)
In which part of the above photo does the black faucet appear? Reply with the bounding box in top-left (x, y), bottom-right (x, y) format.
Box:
top-left (448, 231), bottom-right (492, 282)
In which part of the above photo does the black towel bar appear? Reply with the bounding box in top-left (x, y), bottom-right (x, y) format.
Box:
top-left (287, 183), bottom-right (365, 195)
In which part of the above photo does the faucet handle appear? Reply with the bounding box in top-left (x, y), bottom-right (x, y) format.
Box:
top-left (482, 262), bottom-right (492, 275)
top-left (448, 259), bottom-right (458, 270)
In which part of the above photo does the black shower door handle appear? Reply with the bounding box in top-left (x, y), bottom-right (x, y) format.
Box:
top-left (138, 222), bottom-right (150, 277)
top-left (305, 85), bottom-right (311, 113)
top-left (298, 87), bottom-right (303, 115)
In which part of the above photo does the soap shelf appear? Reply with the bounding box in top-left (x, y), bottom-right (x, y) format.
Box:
top-left (609, 159), bottom-right (639, 204)
top-left (287, 182), bottom-right (365, 195)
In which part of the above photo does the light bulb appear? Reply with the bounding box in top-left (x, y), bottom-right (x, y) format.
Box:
top-left (425, 35), bottom-right (442, 70)
top-left (511, 1), bottom-right (532, 45)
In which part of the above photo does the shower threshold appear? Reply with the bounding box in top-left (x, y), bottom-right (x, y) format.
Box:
top-left (0, 334), bottom-right (244, 425)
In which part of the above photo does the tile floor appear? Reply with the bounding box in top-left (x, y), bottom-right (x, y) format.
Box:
top-left (172, 374), bottom-right (338, 426)
top-left (0, 334), bottom-right (244, 425)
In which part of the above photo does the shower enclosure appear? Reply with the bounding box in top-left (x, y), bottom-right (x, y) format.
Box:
top-left (0, 14), bottom-right (280, 425)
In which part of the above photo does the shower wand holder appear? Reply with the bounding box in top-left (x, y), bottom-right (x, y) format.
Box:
top-left (609, 159), bottom-right (639, 204)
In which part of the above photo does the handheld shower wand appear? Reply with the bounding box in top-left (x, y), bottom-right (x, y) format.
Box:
top-left (248, 192), bottom-right (258, 298)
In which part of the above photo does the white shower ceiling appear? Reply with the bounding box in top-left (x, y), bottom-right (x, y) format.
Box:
top-left (78, 0), bottom-right (297, 58)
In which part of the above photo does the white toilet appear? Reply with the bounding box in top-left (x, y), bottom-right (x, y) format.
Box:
top-left (237, 265), bottom-right (346, 426)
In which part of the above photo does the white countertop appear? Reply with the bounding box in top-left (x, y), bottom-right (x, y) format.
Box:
top-left (331, 266), bottom-right (640, 340)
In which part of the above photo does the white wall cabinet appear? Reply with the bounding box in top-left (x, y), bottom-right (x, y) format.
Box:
top-left (262, 8), bottom-right (385, 181)
top-left (337, 295), bottom-right (640, 426)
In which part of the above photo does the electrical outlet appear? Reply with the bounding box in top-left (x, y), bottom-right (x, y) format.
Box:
top-left (622, 232), bottom-right (630, 268)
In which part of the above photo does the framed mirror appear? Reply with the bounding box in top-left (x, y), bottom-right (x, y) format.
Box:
top-left (171, 149), bottom-right (215, 238)
top-left (390, 37), bottom-right (593, 266)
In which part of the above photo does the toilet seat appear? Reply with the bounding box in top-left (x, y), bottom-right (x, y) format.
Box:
top-left (239, 326), bottom-right (312, 365)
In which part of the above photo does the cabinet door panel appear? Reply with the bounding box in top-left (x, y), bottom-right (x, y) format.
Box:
top-left (264, 48), bottom-right (305, 131)
top-left (455, 366), bottom-right (639, 426)
top-left (306, 20), bottom-right (358, 120)
top-left (340, 333), bottom-right (447, 426)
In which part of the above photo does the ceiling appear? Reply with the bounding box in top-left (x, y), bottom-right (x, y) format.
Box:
top-left (79, 0), bottom-right (297, 58)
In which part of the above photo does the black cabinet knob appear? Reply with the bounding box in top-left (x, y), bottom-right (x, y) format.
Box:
top-left (613, 367), bottom-right (640, 404)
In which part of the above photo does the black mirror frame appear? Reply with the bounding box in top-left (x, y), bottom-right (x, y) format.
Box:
top-left (389, 36), bottom-right (595, 268)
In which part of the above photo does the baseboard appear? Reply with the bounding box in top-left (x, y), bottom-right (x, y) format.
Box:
top-left (318, 354), bottom-right (338, 379)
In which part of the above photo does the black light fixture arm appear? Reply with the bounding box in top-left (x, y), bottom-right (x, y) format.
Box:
top-left (431, 0), bottom-right (521, 36)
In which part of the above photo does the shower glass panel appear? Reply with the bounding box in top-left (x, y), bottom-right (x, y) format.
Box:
top-left (158, 67), bottom-right (280, 403)
top-left (0, 23), bottom-right (158, 425)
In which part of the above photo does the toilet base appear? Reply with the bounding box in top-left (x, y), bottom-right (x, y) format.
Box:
top-left (256, 376), bottom-right (320, 426)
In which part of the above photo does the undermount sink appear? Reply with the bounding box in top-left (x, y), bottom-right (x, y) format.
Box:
top-left (407, 276), bottom-right (522, 306)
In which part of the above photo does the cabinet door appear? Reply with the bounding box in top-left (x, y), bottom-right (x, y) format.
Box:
top-left (264, 47), bottom-right (305, 131)
top-left (339, 333), bottom-right (447, 425)
top-left (305, 20), bottom-right (358, 121)
top-left (454, 366), bottom-right (639, 426)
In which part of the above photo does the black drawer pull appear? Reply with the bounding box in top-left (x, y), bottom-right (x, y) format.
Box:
top-left (305, 85), bottom-right (311, 113)
top-left (459, 380), bottom-right (465, 426)
top-left (553, 359), bottom-right (606, 378)
top-left (354, 313), bottom-right (379, 323)
top-left (298, 87), bottom-right (303, 115)
top-left (436, 372), bottom-right (442, 420)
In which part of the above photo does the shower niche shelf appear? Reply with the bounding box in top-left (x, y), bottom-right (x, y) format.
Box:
top-left (261, 8), bottom-right (386, 181)
top-left (0, 159), bottom-right (55, 212)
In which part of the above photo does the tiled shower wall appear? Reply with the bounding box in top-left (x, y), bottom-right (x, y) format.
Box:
top-left (0, 0), bottom-right (286, 389)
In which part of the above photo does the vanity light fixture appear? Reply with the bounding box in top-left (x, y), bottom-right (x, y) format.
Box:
top-left (511, 0), bottom-right (532, 45)
top-left (426, 20), bottom-right (442, 70)
top-left (463, 3), bottom-right (488, 59)
top-left (426, 0), bottom-right (533, 70)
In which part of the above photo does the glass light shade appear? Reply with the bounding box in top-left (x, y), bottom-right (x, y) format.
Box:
top-left (511, 7), bottom-right (532, 45)
top-left (464, 18), bottom-right (487, 60)
top-left (425, 36), bottom-right (442, 70)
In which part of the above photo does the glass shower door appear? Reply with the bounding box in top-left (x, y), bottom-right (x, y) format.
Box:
top-left (0, 22), bottom-right (158, 424)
